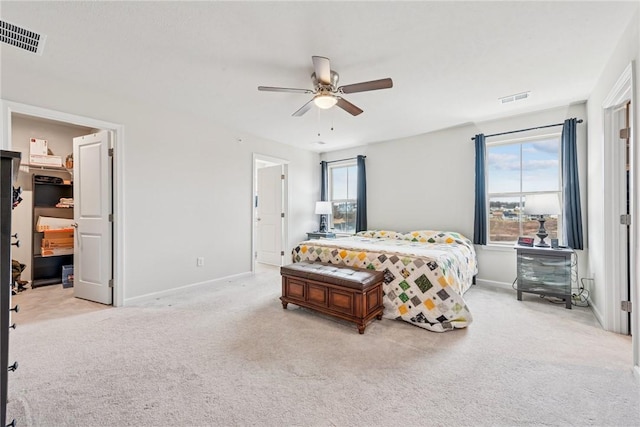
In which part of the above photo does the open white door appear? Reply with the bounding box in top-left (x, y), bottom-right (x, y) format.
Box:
top-left (256, 165), bottom-right (283, 266)
top-left (73, 131), bottom-right (113, 304)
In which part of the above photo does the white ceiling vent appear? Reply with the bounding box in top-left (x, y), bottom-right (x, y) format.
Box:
top-left (0, 20), bottom-right (46, 55)
top-left (499, 91), bottom-right (530, 104)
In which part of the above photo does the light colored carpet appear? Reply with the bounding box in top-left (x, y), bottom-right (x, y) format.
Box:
top-left (6, 264), bottom-right (639, 426)
top-left (11, 283), bottom-right (111, 324)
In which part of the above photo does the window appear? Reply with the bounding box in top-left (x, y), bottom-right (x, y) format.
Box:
top-left (486, 135), bottom-right (562, 244)
top-left (329, 161), bottom-right (358, 233)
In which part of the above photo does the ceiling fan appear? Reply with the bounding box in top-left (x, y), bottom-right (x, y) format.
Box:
top-left (258, 56), bottom-right (393, 117)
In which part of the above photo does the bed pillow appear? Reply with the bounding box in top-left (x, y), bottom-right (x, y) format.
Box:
top-left (403, 230), bottom-right (472, 246)
top-left (355, 230), bottom-right (403, 240)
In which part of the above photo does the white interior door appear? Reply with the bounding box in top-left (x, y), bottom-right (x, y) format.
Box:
top-left (73, 131), bottom-right (113, 304)
top-left (257, 165), bottom-right (283, 266)
top-left (617, 103), bottom-right (631, 334)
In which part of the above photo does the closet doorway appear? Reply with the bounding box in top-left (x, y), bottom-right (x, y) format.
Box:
top-left (252, 153), bottom-right (289, 271)
top-left (0, 101), bottom-right (124, 323)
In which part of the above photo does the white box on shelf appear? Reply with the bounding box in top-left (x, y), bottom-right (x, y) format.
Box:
top-left (29, 138), bottom-right (48, 156)
top-left (29, 154), bottom-right (62, 167)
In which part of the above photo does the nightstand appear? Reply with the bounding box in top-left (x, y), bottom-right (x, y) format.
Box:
top-left (515, 245), bottom-right (573, 309)
top-left (306, 231), bottom-right (336, 239)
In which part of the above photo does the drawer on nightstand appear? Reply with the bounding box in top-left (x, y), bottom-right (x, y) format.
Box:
top-left (306, 232), bottom-right (336, 239)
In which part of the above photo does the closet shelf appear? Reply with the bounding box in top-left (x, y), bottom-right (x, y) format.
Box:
top-left (19, 163), bottom-right (73, 175)
top-left (31, 175), bottom-right (74, 288)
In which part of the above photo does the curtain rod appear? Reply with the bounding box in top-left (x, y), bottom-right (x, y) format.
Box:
top-left (470, 119), bottom-right (583, 141)
top-left (321, 156), bottom-right (366, 165)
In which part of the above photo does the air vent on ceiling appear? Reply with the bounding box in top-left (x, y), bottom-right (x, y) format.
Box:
top-left (0, 20), bottom-right (46, 55)
top-left (499, 91), bottom-right (530, 104)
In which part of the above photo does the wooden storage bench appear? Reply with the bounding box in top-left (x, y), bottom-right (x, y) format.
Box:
top-left (280, 261), bottom-right (384, 334)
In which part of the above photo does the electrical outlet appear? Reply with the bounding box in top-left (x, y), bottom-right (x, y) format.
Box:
top-left (197, 257), bottom-right (204, 267)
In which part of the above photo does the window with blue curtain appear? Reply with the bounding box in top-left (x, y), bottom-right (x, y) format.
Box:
top-left (473, 118), bottom-right (583, 248)
top-left (322, 156), bottom-right (367, 234)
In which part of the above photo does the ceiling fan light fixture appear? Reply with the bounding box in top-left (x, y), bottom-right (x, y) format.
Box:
top-left (314, 94), bottom-right (337, 109)
top-left (259, 56), bottom-right (392, 117)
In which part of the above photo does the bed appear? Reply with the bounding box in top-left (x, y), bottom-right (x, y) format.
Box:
top-left (291, 230), bottom-right (477, 332)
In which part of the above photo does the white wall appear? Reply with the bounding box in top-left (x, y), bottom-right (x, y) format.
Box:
top-left (10, 115), bottom-right (93, 281)
top-left (322, 103), bottom-right (588, 287)
top-left (1, 62), bottom-right (319, 301)
top-left (586, 9), bottom-right (639, 321)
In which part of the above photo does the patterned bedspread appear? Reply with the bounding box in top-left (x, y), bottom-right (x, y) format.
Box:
top-left (291, 230), bottom-right (477, 332)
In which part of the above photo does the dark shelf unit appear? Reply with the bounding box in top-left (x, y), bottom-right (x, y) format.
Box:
top-left (515, 244), bottom-right (573, 309)
top-left (1, 150), bottom-right (21, 427)
top-left (31, 176), bottom-right (74, 288)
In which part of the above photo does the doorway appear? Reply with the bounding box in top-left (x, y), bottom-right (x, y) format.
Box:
top-left (0, 100), bottom-right (124, 315)
top-left (601, 62), bottom-right (638, 373)
top-left (252, 153), bottom-right (289, 271)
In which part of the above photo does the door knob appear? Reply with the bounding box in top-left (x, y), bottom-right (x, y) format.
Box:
top-left (10, 305), bottom-right (19, 313)
top-left (8, 361), bottom-right (18, 372)
top-left (11, 233), bottom-right (17, 239)
top-left (11, 240), bottom-right (20, 248)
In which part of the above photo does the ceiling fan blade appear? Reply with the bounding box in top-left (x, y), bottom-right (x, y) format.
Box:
top-left (292, 99), bottom-right (314, 117)
top-left (258, 86), bottom-right (313, 94)
top-left (312, 56), bottom-right (331, 85)
top-left (336, 97), bottom-right (363, 116)
top-left (339, 78), bottom-right (393, 94)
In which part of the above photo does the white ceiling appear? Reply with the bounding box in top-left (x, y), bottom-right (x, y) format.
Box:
top-left (1, 1), bottom-right (637, 152)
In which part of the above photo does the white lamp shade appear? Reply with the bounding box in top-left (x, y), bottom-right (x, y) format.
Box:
top-left (524, 194), bottom-right (561, 215)
top-left (315, 201), bottom-right (332, 215)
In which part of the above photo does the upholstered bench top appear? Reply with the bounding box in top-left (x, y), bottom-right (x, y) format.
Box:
top-left (281, 261), bottom-right (384, 290)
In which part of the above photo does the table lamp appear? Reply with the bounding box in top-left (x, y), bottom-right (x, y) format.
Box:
top-left (315, 201), bottom-right (332, 233)
top-left (524, 194), bottom-right (561, 247)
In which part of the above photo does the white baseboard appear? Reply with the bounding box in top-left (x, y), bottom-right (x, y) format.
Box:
top-left (589, 296), bottom-right (605, 328)
top-left (475, 278), bottom-right (513, 290)
top-left (123, 271), bottom-right (253, 305)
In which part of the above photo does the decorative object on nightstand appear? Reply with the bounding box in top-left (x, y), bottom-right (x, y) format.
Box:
top-left (315, 201), bottom-right (332, 233)
top-left (524, 193), bottom-right (560, 247)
